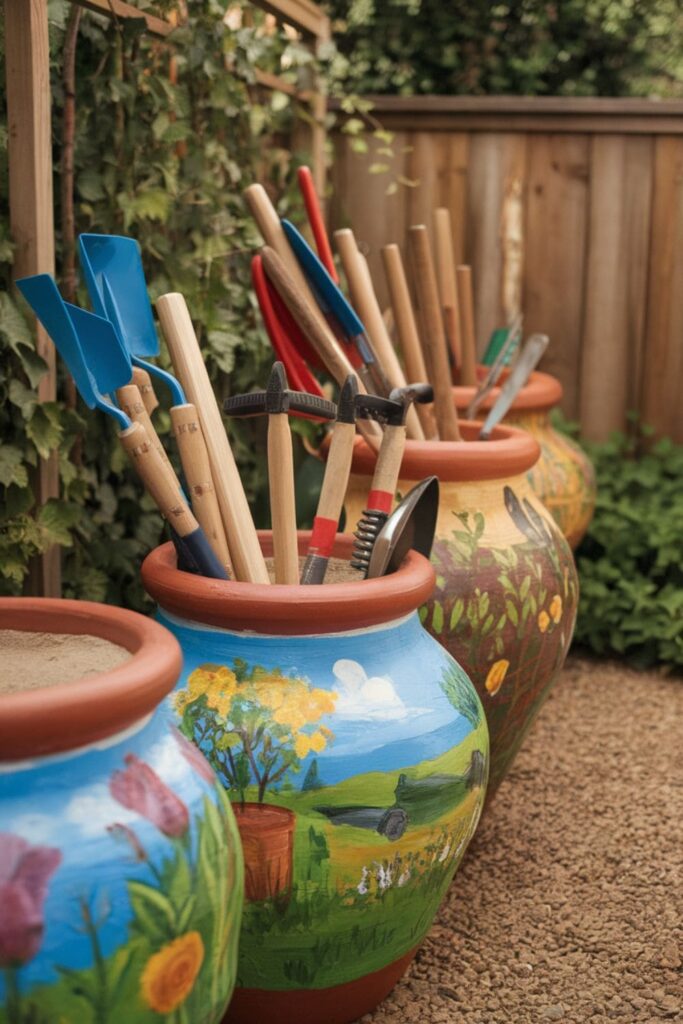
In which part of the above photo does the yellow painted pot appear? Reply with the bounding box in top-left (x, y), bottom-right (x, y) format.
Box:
top-left (453, 370), bottom-right (596, 549)
top-left (338, 422), bottom-right (579, 797)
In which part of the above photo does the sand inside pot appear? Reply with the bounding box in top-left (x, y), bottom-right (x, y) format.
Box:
top-left (0, 629), bottom-right (131, 696)
top-left (264, 555), bottom-right (365, 584)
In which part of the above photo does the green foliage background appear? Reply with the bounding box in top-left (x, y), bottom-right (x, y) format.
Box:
top-left (327, 0), bottom-right (683, 97)
top-left (0, 0), bottom-right (343, 607)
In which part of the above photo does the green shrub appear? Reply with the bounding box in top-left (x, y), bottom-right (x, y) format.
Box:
top-left (568, 423), bottom-right (683, 671)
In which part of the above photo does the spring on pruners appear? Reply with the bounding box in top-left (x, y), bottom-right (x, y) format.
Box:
top-left (350, 509), bottom-right (388, 576)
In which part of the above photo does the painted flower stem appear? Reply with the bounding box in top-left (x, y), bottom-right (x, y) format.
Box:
top-left (3, 967), bottom-right (21, 1024)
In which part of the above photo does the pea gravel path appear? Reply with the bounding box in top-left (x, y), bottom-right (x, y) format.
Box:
top-left (361, 657), bottom-right (683, 1024)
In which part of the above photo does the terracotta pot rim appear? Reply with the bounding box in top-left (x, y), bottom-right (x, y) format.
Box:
top-left (453, 369), bottom-right (563, 413)
top-left (343, 420), bottom-right (541, 481)
top-left (0, 598), bottom-right (182, 762)
top-left (141, 531), bottom-right (436, 635)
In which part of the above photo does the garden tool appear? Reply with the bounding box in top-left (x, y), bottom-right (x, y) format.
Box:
top-left (282, 219), bottom-right (392, 398)
top-left (381, 243), bottom-right (438, 439)
top-left (482, 323), bottom-right (523, 368)
top-left (16, 274), bottom-right (227, 580)
top-left (300, 375), bottom-right (358, 585)
top-left (157, 292), bottom-right (269, 584)
top-left (467, 314), bottom-right (523, 419)
top-left (252, 253), bottom-right (324, 397)
top-left (455, 264), bottom-right (478, 386)
top-left (223, 363), bottom-right (337, 584)
top-left (334, 227), bottom-right (425, 441)
top-left (131, 366), bottom-right (158, 415)
top-left (297, 165), bottom-right (338, 282)
top-left (367, 476), bottom-right (439, 579)
top-left (433, 208), bottom-right (463, 373)
top-left (260, 245), bottom-right (382, 450)
top-left (351, 384), bottom-right (434, 576)
top-left (479, 333), bottom-right (549, 440)
top-left (407, 225), bottom-right (461, 441)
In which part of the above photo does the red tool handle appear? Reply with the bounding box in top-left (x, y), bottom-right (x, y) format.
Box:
top-left (252, 256), bottom-right (324, 399)
top-left (298, 166), bottom-right (339, 283)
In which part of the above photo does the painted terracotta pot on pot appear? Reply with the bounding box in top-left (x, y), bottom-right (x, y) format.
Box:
top-left (0, 598), bottom-right (243, 1024)
top-left (453, 370), bottom-right (596, 549)
top-left (340, 423), bottom-right (579, 797)
top-left (141, 532), bottom-right (489, 1024)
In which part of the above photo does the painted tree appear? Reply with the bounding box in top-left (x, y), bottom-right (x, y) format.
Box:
top-left (440, 663), bottom-right (481, 730)
top-left (176, 663), bottom-right (337, 803)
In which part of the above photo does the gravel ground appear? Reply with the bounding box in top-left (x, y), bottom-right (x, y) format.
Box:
top-left (361, 657), bottom-right (683, 1024)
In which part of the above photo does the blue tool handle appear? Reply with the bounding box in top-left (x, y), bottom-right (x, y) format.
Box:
top-left (169, 526), bottom-right (229, 580)
top-left (282, 220), bottom-right (365, 338)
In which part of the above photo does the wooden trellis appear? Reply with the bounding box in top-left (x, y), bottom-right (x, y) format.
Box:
top-left (5, 0), bottom-right (330, 596)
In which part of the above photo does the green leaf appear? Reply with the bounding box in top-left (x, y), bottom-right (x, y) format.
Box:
top-left (26, 403), bottom-right (63, 458)
top-left (127, 880), bottom-right (177, 943)
top-left (0, 445), bottom-right (28, 488)
top-left (431, 601), bottom-right (444, 634)
top-left (449, 598), bottom-right (465, 630)
top-left (38, 500), bottom-right (81, 547)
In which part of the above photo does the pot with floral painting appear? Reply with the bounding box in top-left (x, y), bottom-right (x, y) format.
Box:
top-left (141, 531), bottom-right (489, 1024)
top-left (338, 422), bottom-right (579, 798)
top-left (454, 369), bottom-right (596, 549)
top-left (0, 598), bottom-right (243, 1024)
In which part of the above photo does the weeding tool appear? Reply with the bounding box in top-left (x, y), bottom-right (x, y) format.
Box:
top-left (131, 366), bottom-right (158, 415)
top-left (260, 246), bottom-right (382, 450)
top-left (351, 384), bottom-right (434, 577)
top-left (367, 476), bottom-right (439, 579)
top-left (297, 165), bottom-right (338, 282)
top-left (466, 314), bottom-right (523, 420)
top-left (433, 208), bottom-right (463, 373)
top-left (16, 274), bottom-right (227, 580)
top-left (157, 292), bottom-right (270, 584)
top-left (300, 375), bottom-right (358, 585)
top-left (407, 225), bottom-right (461, 441)
top-left (224, 364), bottom-right (337, 584)
top-left (381, 243), bottom-right (437, 440)
top-left (282, 219), bottom-right (391, 398)
top-left (456, 264), bottom-right (478, 387)
top-left (79, 233), bottom-right (231, 571)
top-left (334, 227), bottom-right (425, 442)
top-left (479, 334), bottom-right (549, 440)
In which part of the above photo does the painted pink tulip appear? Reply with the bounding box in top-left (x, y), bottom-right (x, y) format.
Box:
top-left (110, 754), bottom-right (189, 838)
top-left (0, 833), bottom-right (61, 967)
top-left (173, 726), bottom-right (216, 785)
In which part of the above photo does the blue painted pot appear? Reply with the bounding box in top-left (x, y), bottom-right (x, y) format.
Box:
top-left (142, 532), bottom-right (489, 1024)
top-left (0, 598), bottom-right (243, 1024)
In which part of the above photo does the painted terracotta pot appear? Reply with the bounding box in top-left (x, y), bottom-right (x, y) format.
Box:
top-left (0, 598), bottom-right (244, 1024)
top-left (141, 533), bottom-right (489, 1024)
top-left (453, 369), bottom-right (596, 548)
top-left (340, 423), bottom-right (579, 797)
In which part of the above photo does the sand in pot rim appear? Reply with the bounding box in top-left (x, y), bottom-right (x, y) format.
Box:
top-left (0, 629), bottom-right (131, 696)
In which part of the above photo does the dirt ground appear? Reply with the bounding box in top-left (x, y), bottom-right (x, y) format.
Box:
top-left (361, 657), bottom-right (683, 1024)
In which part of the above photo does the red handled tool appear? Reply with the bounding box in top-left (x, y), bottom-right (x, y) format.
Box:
top-left (298, 165), bottom-right (338, 282)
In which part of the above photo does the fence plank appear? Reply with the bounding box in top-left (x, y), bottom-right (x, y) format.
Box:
top-left (579, 136), bottom-right (653, 440)
top-left (641, 137), bottom-right (683, 440)
top-left (6, 0), bottom-right (60, 596)
top-left (523, 134), bottom-right (590, 418)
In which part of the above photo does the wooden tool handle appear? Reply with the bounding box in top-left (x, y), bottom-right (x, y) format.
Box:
top-left (317, 420), bottom-right (356, 521)
top-left (408, 226), bottom-right (461, 441)
top-left (456, 265), bottom-right (478, 387)
top-left (370, 424), bottom-right (407, 507)
top-left (381, 244), bottom-right (438, 440)
top-left (157, 292), bottom-right (270, 584)
top-left (118, 420), bottom-right (196, 538)
top-left (131, 367), bottom-right (159, 415)
top-left (170, 404), bottom-right (233, 574)
top-left (116, 384), bottom-right (175, 476)
top-left (244, 183), bottom-right (316, 300)
top-left (334, 230), bottom-right (424, 443)
top-left (433, 208), bottom-right (462, 370)
top-left (267, 414), bottom-right (299, 584)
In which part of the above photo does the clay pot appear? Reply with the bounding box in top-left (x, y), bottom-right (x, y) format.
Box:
top-left (0, 598), bottom-right (244, 1024)
top-left (141, 533), bottom-right (488, 1024)
top-left (453, 370), bottom-right (596, 549)
top-left (340, 423), bottom-right (579, 797)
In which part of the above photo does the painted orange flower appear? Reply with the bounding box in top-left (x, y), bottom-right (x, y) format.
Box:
top-left (141, 932), bottom-right (204, 1014)
top-left (485, 659), bottom-right (510, 695)
top-left (549, 595), bottom-right (563, 624)
top-left (538, 610), bottom-right (550, 633)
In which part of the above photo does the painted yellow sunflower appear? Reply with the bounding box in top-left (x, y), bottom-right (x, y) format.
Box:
top-left (485, 659), bottom-right (510, 695)
top-left (538, 610), bottom-right (550, 633)
top-left (549, 595), bottom-right (563, 623)
top-left (141, 931), bottom-right (204, 1014)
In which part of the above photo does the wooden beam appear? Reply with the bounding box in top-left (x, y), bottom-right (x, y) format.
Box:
top-left (72, 0), bottom-right (175, 36)
top-left (6, 0), bottom-right (60, 596)
top-left (253, 0), bottom-right (329, 37)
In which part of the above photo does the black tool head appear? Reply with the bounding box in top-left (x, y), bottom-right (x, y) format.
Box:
top-left (336, 375), bottom-right (359, 424)
top-left (354, 392), bottom-right (404, 426)
top-left (224, 362), bottom-right (337, 422)
top-left (389, 383), bottom-right (434, 420)
top-left (266, 361), bottom-right (290, 413)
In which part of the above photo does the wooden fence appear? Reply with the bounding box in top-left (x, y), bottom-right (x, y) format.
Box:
top-left (330, 97), bottom-right (683, 443)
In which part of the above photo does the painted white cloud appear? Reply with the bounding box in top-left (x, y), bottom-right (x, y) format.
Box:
top-left (332, 659), bottom-right (425, 721)
top-left (65, 783), bottom-right (140, 839)
top-left (5, 812), bottom-right (57, 845)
